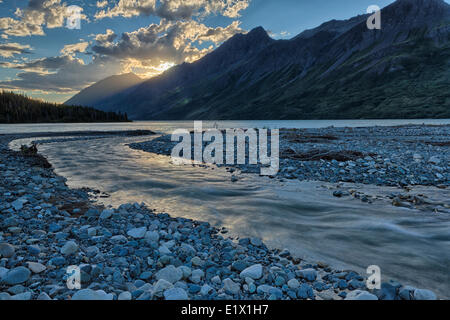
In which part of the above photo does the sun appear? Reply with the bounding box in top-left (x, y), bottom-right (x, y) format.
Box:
top-left (154, 62), bottom-right (176, 73)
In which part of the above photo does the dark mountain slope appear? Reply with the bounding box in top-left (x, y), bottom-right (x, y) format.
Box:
top-left (65, 73), bottom-right (143, 109)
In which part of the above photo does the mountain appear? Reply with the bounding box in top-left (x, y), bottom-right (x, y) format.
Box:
top-left (65, 73), bottom-right (143, 109)
top-left (70, 0), bottom-right (450, 120)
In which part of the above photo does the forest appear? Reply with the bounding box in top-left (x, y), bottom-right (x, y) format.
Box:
top-left (0, 91), bottom-right (130, 123)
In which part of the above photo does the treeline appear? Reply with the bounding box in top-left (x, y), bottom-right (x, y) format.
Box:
top-left (0, 91), bottom-right (130, 123)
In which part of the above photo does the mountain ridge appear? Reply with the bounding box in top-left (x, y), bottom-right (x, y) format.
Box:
top-left (66, 0), bottom-right (450, 120)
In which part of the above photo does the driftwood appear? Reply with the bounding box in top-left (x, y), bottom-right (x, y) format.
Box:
top-left (281, 148), bottom-right (365, 162)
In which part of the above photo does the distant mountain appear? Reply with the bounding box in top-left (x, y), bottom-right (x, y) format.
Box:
top-left (65, 73), bottom-right (143, 109)
top-left (70, 0), bottom-right (450, 120)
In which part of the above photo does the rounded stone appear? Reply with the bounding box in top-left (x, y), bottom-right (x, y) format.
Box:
top-left (287, 278), bottom-right (300, 290)
top-left (240, 264), bottom-right (263, 280)
top-left (345, 290), bottom-right (378, 300)
top-left (3, 267), bottom-right (31, 285)
top-left (164, 287), bottom-right (188, 300)
top-left (61, 241), bottom-right (78, 256)
top-left (413, 289), bottom-right (437, 300)
top-left (0, 243), bottom-right (15, 258)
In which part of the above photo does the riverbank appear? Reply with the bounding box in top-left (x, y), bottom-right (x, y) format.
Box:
top-left (0, 130), bottom-right (441, 300)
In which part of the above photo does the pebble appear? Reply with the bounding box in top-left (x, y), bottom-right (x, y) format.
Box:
top-left (240, 264), bottom-right (263, 280)
top-left (127, 227), bottom-right (147, 239)
top-left (413, 289), bottom-right (437, 300)
top-left (0, 243), bottom-right (15, 258)
top-left (118, 291), bottom-right (132, 300)
top-left (2, 267), bottom-right (31, 285)
top-left (156, 265), bottom-right (183, 284)
top-left (164, 287), bottom-right (188, 300)
top-left (298, 268), bottom-right (317, 282)
top-left (345, 290), bottom-right (378, 300)
top-left (99, 209), bottom-right (113, 220)
top-left (26, 262), bottom-right (46, 274)
top-left (287, 278), bottom-right (300, 290)
top-left (61, 241), bottom-right (78, 256)
top-left (223, 278), bottom-right (241, 295)
top-left (72, 289), bottom-right (114, 300)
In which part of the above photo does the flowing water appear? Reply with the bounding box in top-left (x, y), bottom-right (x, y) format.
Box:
top-left (4, 120), bottom-right (450, 298)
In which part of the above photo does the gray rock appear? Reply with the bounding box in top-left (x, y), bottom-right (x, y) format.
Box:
top-left (240, 264), bottom-right (263, 280)
top-left (164, 287), bottom-right (188, 300)
top-left (26, 262), bottom-right (46, 274)
top-left (118, 291), bottom-right (132, 300)
top-left (211, 276), bottom-right (221, 285)
top-left (223, 278), bottom-right (240, 295)
top-left (190, 269), bottom-right (204, 284)
top-left (180, 243), bottom-right (196, 256)
top-left (399, 286), bottom-right (415, 300)
top-left (200, 284), bottom-right (213, 296)
top-left (72, 289), bottom-right (114, 300)
top-left (11, 292), bottom-right (32, 300)
top-left (158, 245), bottom-right (172, 255)
top-left (298, 268), bottom-right (317, 282)
top-left (428, 156), bottom-right (441, 165)
top-left (179, 266), bottom-right (192, 280)
top-left (37, 292), bottom-right (52, 300)
top-left (413, 289), bottom-right (437, 300)
top-left (127, 227), bottom-right (147, 239)
top-left (110, 235), bottom-right (127, 244)
top-left (11, 198), bottom-right (27, 211)
top-left (0, 267), bottom-right (9, 281)
top-left (61, 241), bottom-right (78, 255)
top-left (3, 267), bottom-right (31, 285)
top-left (145, 231), bottom-right (160, 243)
top-left (250, 238), bottom-right (263, 247)
top-left (155, 265), bottom-right (183, 284)
top-left (0, 292), bottom-right (11, 300)
top-left (153, 279), bottom-right (173, 295)
top-left (190, 256), bottom-right (204, 267)
top-left (87, 227), bottom-right (97, 237)
top-left (0, 243), bottom-right (15, 258)
top-left (257, 285), bottom-right (275, 296)
top-left (99, 209), bottom-right (114, 220)
top-left (345, 290), bottom-right (378, 300)
top-left (287, 278), bottom-right (300, 290)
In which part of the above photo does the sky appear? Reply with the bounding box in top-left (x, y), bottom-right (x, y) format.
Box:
top-left (0, 0), bottom-right (444, 103)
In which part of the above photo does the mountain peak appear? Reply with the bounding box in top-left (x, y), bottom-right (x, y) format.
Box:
top-left (248, 26), bottom-right (269, 37)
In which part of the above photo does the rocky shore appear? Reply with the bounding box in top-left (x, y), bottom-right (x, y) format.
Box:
top-left (0, 130), bottom-right (441, 300)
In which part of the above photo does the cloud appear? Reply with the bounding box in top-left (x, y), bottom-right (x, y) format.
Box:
top-left (61, 41), bottom-right (90, 55)
top-left (0, 42), bottom-right (32, 58)
top-left (94, 0), bottom-right (250, 20)
top-left (0, 0), bottom-right (86, 37)
top-left (95, 29), bottom-right (118, 44)
top-left (0, 55), bottom-right (123, 93)
top-left (0, 0), bottom-right (250, 94)
top-left (92, 19), bottom-right (243, 64)
top-left (96, 1), bottom-right (108, 8)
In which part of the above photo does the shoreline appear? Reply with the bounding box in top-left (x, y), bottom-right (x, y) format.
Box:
top-left (0, 129), bottom-right (444, 300)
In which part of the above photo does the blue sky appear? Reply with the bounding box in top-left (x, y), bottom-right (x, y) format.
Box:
top-left (0, 0), bottom-right (446, 103)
